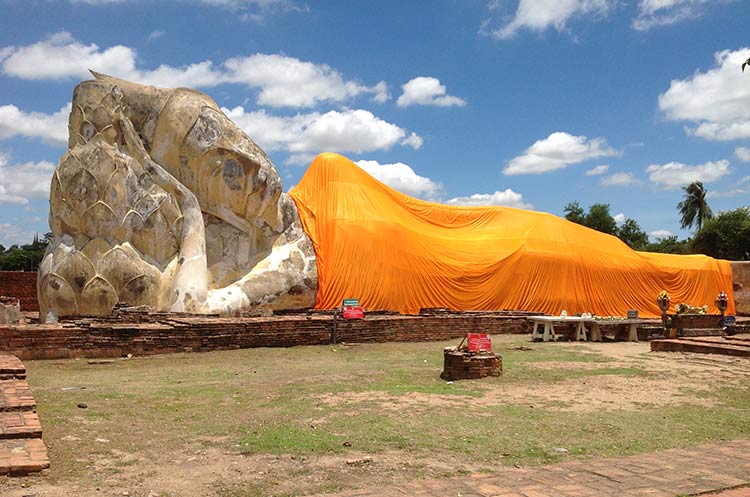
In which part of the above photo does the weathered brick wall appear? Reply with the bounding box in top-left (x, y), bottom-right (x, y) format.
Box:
top-left (0, 313), bottom-right (530, 361)
top-left (731, 262), bottom-right (750, 316)
top-left (671, 313), bottom-right (723, 330)
top-left (334, 314), bottom-right (528, 344)
top-left (0, 272), bottom-right (38, 312)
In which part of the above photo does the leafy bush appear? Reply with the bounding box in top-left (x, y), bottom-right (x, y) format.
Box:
top-left (691, 207), bottom-right (750, 261)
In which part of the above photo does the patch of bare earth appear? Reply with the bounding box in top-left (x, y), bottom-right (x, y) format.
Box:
top-left (0, 444), bottom-right (483, 497)
top-left (315, 341), bottom-right (749, 414)
top-left (313, 365), bottom-right (719, 414)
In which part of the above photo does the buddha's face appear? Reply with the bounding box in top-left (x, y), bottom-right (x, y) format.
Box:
top-left (169, 104), bottom-right (284, 234)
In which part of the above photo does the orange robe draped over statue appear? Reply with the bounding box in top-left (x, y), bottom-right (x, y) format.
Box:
top-left (289, 153), bottom-right (735, 317)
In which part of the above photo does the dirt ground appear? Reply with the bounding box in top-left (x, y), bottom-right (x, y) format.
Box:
top-left (1, 337), bottom-right (749, 497)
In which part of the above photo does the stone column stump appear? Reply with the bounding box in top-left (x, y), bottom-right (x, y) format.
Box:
top-left (0, 297), bottom-right (21, 325)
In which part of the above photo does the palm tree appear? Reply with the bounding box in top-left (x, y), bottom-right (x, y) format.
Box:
top-left (677, 181), bottom-right (713, 231)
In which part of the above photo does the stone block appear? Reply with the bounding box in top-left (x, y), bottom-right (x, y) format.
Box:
top-left (0, 297), bottom-right (21, 325)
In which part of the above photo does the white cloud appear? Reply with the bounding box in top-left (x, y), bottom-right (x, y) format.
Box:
top-left (585, 164), bottom-right (609, 175)
top-left (688, 122), bottom-right (750, 141)
top-left (396, 77), bottom-right (466, 108)
top-left (0, 223), bottom-right (40, 248)
top-left (645, 160), bottom-right (730, 189)
top-left (354, 160), bottom-right (442, 199)
top-left (222, 107), bottom-right (422, 165)
top-left (707, 187), bottom-right (748, 199)
top-left (0, 155), bottom-right (56, 205)
top-left (633, 0), bottom-right (734, 31)
top-left (191, 0), bottom-right (301, 8)
top-left (370, 82), bottom-right (390, 104)
top-left (0, 32), bottom-right (221, 87)
top-left (613, 212), bottom-right (626, 224)
top-left (1, 33), bottom-right (387, 109)
top-left (658, 47), bottom-right (750, 141)
top-left (192, 0), bottom-right (308, 21)
top-left (68, 0), bottom-right (293, 4)
top-left (487, 0), bottom-right (612, 40)
top-left (68, 0), bottom-right (125, 4)
top-left (223, 54), bottom-right (388, 107)
top-left (733, 146), bottom-right (750, 162)
top-left (601, 171), bottom-right (639, 186)
top-left (401, 132), bottom-right (424, 150)
top-left (649, 229), bottom-right (673, 239)
top-left (503, 131), bottom-right (617, 175)
top-left (147, 30), bottom-right (165, 41)
top-left (0, 46), bottom-right (13, 62)
top-left (0, 104), bottom-right (70, 146)
top-left (190, 0), bottom-right (297, 6)
top-left (137, 61), bottom-right (226, 87)
top-left (68, 0), bottom-right (307, 20)
top-left (446, 189), bottom-right (532, 209)
top-left (1, 32), bottom-right (137, 80)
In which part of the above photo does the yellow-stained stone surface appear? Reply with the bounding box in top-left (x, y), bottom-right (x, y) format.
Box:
top-left (39, 74), bottom-right (317, 319)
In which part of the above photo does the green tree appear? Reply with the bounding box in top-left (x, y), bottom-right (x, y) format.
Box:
top-left (1, 249), bottom-right (33, 271)
top-left (616, 218), bottom-right (649, 249)
top-left (563, 201), bottom-right (585, 224)
top-left (563, 202), bottom-right (619, 236)
top-left (677, 181), bottom-right (713, 231)
top-left (691, 207), bottom-right (750, 260)
top-left (644, 235), bottom-right (690, 254)
top-left (584, 203), bottom-right (617, 235)
top-left (0, 234), bottom-right (49, 271)
top-left (563, 202), bottom-right (660, 250)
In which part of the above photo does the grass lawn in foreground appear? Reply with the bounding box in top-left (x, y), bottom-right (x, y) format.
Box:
top-left (3, 335), bottom-right (749, 497)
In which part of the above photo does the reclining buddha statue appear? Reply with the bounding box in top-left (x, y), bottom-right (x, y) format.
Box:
top-left (39, 75), bottom-right (735, 320)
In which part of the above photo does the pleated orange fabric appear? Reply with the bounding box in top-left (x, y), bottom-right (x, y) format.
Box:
top-left (289, 153), bottom-right (735, 317)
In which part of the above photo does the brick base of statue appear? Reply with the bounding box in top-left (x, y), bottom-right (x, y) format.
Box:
top-left (440, 347), bottom-right (502, 381)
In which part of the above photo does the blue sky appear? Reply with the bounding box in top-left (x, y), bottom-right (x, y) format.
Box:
top-left (0, 0), bottom-right (748, 247)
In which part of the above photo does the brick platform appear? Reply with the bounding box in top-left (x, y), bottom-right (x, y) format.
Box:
top-left (651, 334), bottom-right (750, 357)
top-left (0, 412), bottom-right (42, 439)
top-left (0, 310), bottom-right (533, 360)
top-left (0, 438), bottom-right (49, 475)
top-left (0, 355), bottom-right (25, 380)
top-left (0, 355), bottom-right (49, 475)
top-left (306, 439), bottom-right (750, 497)
top-left (0, 380), bottom-right (36, 412)
top-left (706, 487), bottom-right (750, 497)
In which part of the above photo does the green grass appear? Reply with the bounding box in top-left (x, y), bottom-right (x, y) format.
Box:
top-left (239, 425), bottom-right (344, 454)
top-left (508, 365), bottom-right (649, 381)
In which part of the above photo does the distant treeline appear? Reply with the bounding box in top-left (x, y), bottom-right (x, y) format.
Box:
top-left (564, 202), bottom-right (750, 261)
top-left (0, 233), bottom-right (50, 271)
